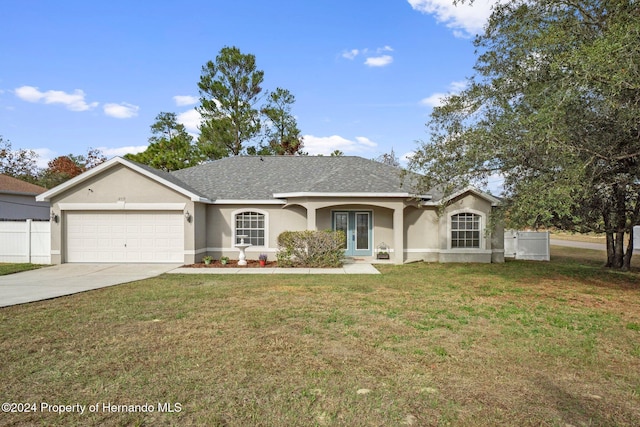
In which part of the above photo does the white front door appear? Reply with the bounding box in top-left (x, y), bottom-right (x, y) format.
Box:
top-left (66, 211), bottom-right (184, 263)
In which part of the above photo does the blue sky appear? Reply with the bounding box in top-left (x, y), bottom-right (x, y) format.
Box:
top-left (1, 0), bottom-right (497, 169)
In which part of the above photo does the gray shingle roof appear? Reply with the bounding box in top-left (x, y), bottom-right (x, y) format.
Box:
top-left (127, 159), bottom-right (208, 199)
top-left (171, 156), bottom-right (421, 200)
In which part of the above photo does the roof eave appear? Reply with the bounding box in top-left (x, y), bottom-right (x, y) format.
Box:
top-left (1, 190), bottom-right (45, 197)
top-left (208, 199), bottom-right (287, 205)
top-left (272, 192), bottom-right (412, 199)
top-left (420, 186), bottom-right (501, 207)
top-left (36, 157), bottom-right (204, 202)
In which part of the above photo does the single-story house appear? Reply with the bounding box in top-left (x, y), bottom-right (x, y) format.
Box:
top-left (36, 156), bottom-right (504, 265)
top-left (0, 174), bottom-right (50, 220)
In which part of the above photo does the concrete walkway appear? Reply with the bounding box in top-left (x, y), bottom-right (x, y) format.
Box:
top-left (0, 264), bottom-right (181, 307)
top-left (168, 263), bottom-right (380, 275)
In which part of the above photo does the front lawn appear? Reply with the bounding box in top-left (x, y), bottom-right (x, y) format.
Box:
top-left (1, 254), bottom-right (639, 426)
top-left (0, 263), bottom-right (43, 276)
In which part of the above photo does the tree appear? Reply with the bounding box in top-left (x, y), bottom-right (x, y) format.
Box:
top-left (260, 88), bottom-right (304, 155)
top-left (197, 46), bottom-right (264, 157)
top-left (39, 156), bottom-right (84, 188)
top-left (330, 150), bottom-right (344, 157)
top-left (39, 148), bottom-right (106, 188)
top-left (375, 148), bottom-right (400, 168)
top-left (0, 136), bottom-right (39, 181)
top-left (196, 119), bottom-right (232, 160)
top-left (126, 112), bottom-right (199, 172)
top-left (83, 147), bottom-right (107, 170)
top-left (409, 0), bottom-right (640, 270)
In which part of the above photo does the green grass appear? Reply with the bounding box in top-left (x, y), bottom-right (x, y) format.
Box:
top-left (0, 263), bottom-right (44, 276)
top-left (1, 251), bottom-right (639, 426)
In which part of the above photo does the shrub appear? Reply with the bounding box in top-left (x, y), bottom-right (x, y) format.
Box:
top-left (277, 230), bottom-right (345, 268)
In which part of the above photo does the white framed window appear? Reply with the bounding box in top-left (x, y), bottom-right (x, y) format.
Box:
top-left (233, 210), bottom-right (267, 247)
top-left (450, 212), bottom-right (481, 249)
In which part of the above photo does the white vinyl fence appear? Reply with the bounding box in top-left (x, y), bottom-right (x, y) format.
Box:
top-left (0, 220), bottom-right (51, 264)
top-left (504, 230), bottom-right (550, 261)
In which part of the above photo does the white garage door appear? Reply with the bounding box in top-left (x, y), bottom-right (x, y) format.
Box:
top-left (66, 211), bottom-right (184, 263)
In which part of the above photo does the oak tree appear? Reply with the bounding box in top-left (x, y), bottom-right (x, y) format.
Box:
top-left (410, 0), bottom-right (640, 269)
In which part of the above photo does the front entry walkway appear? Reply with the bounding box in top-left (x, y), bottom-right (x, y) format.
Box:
top-left (168, 263), bottom-right (380, 275)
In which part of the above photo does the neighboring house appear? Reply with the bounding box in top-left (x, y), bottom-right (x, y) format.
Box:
top-left (0, 174), bottom-right (50, 220)
top-left (36, 156), bottom-right (504, 264)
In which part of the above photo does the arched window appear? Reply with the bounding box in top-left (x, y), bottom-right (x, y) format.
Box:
top-left (450, 212), bottom-right (481, 248)
top-left (235, 211), bottom-right (265, 246)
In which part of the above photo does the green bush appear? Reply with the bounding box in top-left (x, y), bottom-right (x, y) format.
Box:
top-left (277, 230), bottom-right (346, 268)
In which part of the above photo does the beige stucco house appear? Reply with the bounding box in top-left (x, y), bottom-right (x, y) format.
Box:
top-left (36, 156), bottom-right (504, 265)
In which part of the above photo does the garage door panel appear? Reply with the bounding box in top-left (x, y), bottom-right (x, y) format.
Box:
top-left (66, 211), bottom-right (184, 263)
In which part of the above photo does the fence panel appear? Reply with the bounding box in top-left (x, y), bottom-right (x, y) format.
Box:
top-left (504, 229), bottom-right (517, 258)
top-left (0, 220), bottom-right (51, 264)
top-left (504, 230), bottom-right (550, 261)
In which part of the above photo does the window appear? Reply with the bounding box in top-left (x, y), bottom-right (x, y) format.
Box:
top-left (235, 211), bottom-right (265, 246)
top-left (451, 213), bottom-right (480, 248)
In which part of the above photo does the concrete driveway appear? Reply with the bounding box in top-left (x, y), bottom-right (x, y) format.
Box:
top-left (0, 264), bottom-right (180, 308)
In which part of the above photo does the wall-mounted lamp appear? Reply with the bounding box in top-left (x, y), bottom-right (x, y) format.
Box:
top-left (50, 211), bottom-right (59, 223)
top-left (184, 211), bottom-right (192, 223)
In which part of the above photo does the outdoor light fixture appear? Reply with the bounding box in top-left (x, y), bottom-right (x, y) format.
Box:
top-left (184, 211), bottom-right (192, 223)
top-left (50, 211), bottom-right (59, 223)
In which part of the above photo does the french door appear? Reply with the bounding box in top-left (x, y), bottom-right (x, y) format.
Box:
top-left (333, 211), bottom-right (372, 256)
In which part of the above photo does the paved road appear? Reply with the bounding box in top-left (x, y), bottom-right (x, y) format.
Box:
top-left (551, 238), bottom-right (640, 252)
top-left (0, 264), bottom-right (180, 307)
top-left (550, 239), bottom-right (607, 251)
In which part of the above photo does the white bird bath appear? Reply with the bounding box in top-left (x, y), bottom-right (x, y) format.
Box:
top-left (235, 235), bottom-right (251, 266)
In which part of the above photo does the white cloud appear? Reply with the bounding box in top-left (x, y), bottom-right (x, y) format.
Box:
top-left (342, 49), bottom-right (360, 60)
top-left (400, 151), bottom-right (415, 166)
top-left (103, 102), bottom-right (139, 119)
top-left (421, 80), bottom-right (467, 107)
top-left (302, 135), bottom-right (378, 156)
top-left (97, 145), bottom-right (148, 158)
top-left (173, 95), bottom-right (199, 106)
top-left (14, 85), bottom-right (98, 111)
top-left (365, 55), bottom-right (394, 67)
top-left (32, 148), bottom-right (56, 169)
top-left (407, 0), bottom-right (499, 37)
top-left (420, 93), bottom-right (446, 107)
top-left (177, 108), bottom-right (202, 134)
top-left (342, 46), bottom-right (394, 66)
top-left (355, 136), bottom-right (377, 147)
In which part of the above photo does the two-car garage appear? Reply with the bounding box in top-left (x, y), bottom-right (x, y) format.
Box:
top-left (36, 157), bottom-right (204, 265)
top-left (65, 211), bottom-right (184, 263)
